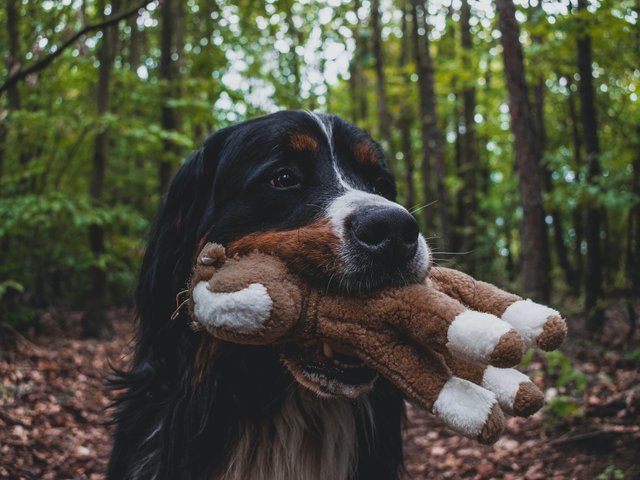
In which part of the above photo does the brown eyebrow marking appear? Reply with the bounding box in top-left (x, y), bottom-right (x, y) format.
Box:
top-left (353, 142), bottom-right (379, 167)
top-left (288, 133), bottom-right (319, 154)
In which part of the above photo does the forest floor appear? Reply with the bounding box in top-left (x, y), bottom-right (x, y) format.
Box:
top-left (1, 306), bottom-right (639, 479)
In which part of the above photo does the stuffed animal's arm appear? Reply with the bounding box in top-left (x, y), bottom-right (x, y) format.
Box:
top-left (190, 244), bottom-right (305, 344)
top-left (429, 267), bottom-right (567, 350)
top-left (315, 318), bottom-right (506, 444)
top-left (315, 282), bottom-right (527, 369)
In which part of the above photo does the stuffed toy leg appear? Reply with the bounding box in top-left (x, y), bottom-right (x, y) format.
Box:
top-left (189, 243), bottom-right (567, 444)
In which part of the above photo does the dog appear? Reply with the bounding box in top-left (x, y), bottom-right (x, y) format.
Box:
top-left (107, 110), bottom-right (430, 480)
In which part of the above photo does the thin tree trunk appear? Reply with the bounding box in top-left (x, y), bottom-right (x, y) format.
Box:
top-left (495, 0), bottom-right (550, 302)
top-left (0, 0), bottom-right (22, 186)
top-left (85, 0), bottom-right (122, 337)
top-left (631, 127), bottom-right (640, 297)
top-left (531, 5), bottom-right (574, 290)
top-left (6, 0), bottom-right (21, 113)
top-left (399, 0), bottom-right (415, 209)
top-left (128, 14), bottom-right (140, 69)
top-left (349, 0), bottom-right (368, 123)
top-left (411, 0), bottom-right (449, 247)
top-left (158, 0), bottom-right (184, 196)
top-left (285, 3), bottom-right (302, 104)
top-left (566, 76), bottom-right (584, 294)
top-left (459, 0), bottom-right (477, 272)
top-left (370, 0), bottom-right (393, 152)
top-left (576, 0), bottom-right (603, 322)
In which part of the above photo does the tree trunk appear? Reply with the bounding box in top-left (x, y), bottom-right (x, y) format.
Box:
top-left (565, 76), bottom-right (584, 295)
top-left (495, 0), bottom-right (550, 302)
top-left (349, 0), bottom-right (368, 124)
top-left (285, 2), bottom-right (302, 104)
top-left (458, 0), bottom-right (477, 272)
top-left (411, 0), bottom-right (449, 247)
top-left (0, 0), bottom-right (22, 187)
top-left (576, 0), bottom-right (603, 323)
top-left (85, 0), bottom-right (122, 337)
top-left (158, 0), bottom-right (184, 196)
top-left (531, 5), bottom-right (574, 290)
top-left (6, 0), bottom-right (21, 112)
top-left (631, 127), bottom-right (640, 297)
top-left (399, 0), bottom-right (415, 209)
top-left (370, 0), bottom-right (393, 153)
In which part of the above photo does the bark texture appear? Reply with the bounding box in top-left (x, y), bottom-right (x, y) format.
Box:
top-left (370, 0), bottom-right (393, 153)
top-left (85, 0), bottom-right (122, 337)
top-left (495, 0), bottom-right (550, 302)
top-left (576, 0), bottom-right (603, 321)
top-left (411, 0), bottom-right (449, 247)
top-left (399, 0), bottom-right (416, 209)
top-left (158, 0), bottom-right (184, 196)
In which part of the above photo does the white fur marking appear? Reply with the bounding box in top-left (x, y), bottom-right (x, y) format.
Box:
top-left (305, 110), bottom-right (335, 160)
top-left (325, 190), bottom-right (399, 240)
top-left (447, 311), bottom-right (513, 363)
top-left (192, 281), bottom-right (273, 333)
top-left (433, 377), bottom-right (497, 438)
top-left (501, 299), bottom-right (559, 347)
top-left (221, 390), bottom-right (369, 480)
top-left (482, 366), bottom-right (529, 414)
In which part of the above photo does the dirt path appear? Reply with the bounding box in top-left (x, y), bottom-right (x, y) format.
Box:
top-left (1, 311), bottom-right (638, 479)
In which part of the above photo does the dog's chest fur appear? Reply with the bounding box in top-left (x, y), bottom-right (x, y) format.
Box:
top-left (218, 390), bottom-right (372, 480)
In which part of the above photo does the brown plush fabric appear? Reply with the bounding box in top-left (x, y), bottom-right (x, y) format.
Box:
top-left (188, 243), bottom-right (568, 444)
top-left (478, 404), bottom-right (505, 444)
top-left (513, 383), bottom-right (545, 417)
top-left (489, 330), bottom-right (525, 367)
top-left (536, 315), bottom-right (569, 351)
top-left (430, 267), bottom-right (521, 316)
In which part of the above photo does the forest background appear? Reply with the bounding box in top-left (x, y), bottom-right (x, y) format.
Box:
top-left (0, 0), bottom-right (639, 478)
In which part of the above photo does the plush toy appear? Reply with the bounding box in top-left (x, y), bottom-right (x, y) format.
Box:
top-left (188, 243), bottom-right (567, 444)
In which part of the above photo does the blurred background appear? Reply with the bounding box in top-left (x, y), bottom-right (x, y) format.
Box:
top-left (0, 0), bottom-right (638, 478)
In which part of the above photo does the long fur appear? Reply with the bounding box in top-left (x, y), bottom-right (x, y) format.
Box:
top-left (107, 112), bottom-right (406, 480)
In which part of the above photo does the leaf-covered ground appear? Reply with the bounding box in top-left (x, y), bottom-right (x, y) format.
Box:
top-left (1, 308), bottom-right (639, 479)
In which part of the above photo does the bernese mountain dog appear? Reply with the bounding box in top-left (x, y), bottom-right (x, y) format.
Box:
top-left (107, 110), bottom-right (430, 480)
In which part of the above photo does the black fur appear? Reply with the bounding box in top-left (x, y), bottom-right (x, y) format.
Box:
top-left (107, 111), bottom-right (405, 480)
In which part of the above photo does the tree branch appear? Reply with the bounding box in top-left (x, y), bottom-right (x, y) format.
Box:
top-left (0, 0), bottom-right (154, 96)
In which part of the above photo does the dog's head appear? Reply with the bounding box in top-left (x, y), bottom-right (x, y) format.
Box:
top-left (138, 110), bottom-right (430, 398)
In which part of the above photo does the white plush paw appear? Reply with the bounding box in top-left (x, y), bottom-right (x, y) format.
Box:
top-left (447, 311), bottom-right (524, 367)
top-left (501, 299), bottom-right (565, 349)
top-left (192, 281), bottom-right (273, 333)
top-left (432, 377), bottom-right (503, 443)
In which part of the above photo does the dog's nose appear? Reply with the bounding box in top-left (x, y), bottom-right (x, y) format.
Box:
top-left (349, 207), bottom-right (420, 264)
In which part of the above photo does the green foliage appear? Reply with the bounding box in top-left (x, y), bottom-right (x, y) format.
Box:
top-left (0, 0), bottom-right (637, 325)
top-left (596, 465), bottom-right (626, 480)
top-left (542, 351), bottom-right (587, 428)
top-left (545, 351), bottom-right (587, 391)
top-left (623, 347), bottom-right (640, 362)
top-left (543, 394), bottom-right (584, 428)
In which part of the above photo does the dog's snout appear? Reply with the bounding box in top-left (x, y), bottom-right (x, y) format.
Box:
top-left (349, 207), bottom-right (419, 263)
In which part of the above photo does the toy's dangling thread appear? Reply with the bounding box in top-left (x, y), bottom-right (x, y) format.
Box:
top-left (171, 289), bottom-right (190, 321)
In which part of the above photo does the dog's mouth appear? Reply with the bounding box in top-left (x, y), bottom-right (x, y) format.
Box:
top-left (279, 340), bottom-right (378, 398)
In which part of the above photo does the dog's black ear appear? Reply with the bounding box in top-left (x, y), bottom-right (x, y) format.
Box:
top-left (134, 129), bottom-right (229, 365)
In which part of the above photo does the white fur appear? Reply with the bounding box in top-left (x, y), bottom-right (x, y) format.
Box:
top-left (192, 281), bottom-right (273, 333)
top-left (432, 377), bottom-right (497, 438)
top-left (326, 189), bottom-right (397, 239)
top-left (501, 299), bottom-right (559, 347)
top-left (306, 110), bottom-right (336, 160)
top-left (220, 389), bottom-right (372, 480)
top-left (482, 366), bottom-right (529, 414)
top-left (446, 310), bottom-right (513, 363)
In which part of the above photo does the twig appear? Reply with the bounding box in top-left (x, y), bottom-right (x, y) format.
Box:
top-left (0, 0), bottom-right (154, 95)
top-left (549, 427), bottom-right (621, 446)
top-left (0, 409), bottom-right (29, 428)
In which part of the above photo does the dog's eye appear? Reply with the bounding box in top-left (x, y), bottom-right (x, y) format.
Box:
top-left (372, 178), bottom-right (394, 198)
top-left (269, 168), bottom-right (301, 189)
